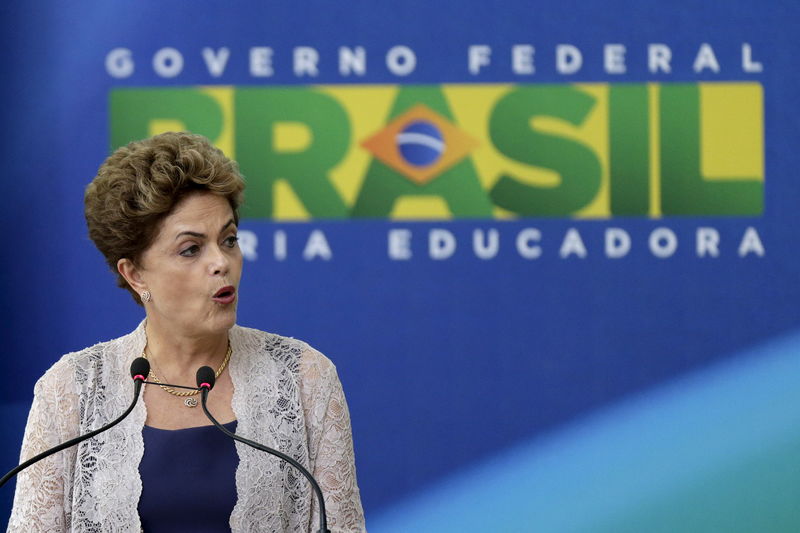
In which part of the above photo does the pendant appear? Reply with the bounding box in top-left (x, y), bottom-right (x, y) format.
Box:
top-left (184, 397), bottom-right (198, 408)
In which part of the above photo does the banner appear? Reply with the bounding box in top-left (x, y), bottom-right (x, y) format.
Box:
top-left (2, 2), bottom-right (799, 530)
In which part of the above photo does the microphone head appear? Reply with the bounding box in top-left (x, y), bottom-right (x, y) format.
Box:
top-left (130, 357), bottom-right (150, 382)
top-left (196, 366), bottom-right (216, 390)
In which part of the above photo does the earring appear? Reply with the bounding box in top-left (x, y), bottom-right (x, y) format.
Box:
top-left (141, 290), bottom-right (151, 303)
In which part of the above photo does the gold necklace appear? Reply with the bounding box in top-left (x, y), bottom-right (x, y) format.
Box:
top-left (142, 342), bottom-right (232, 407)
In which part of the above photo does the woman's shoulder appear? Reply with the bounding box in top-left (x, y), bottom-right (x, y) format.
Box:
top-left (37, 327), bottom-right (144, 390)
top-left (230, 324), bottom-right (336, 376)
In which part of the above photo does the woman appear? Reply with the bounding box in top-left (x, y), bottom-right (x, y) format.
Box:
top-left (8, 132), bottom-right (365, 532)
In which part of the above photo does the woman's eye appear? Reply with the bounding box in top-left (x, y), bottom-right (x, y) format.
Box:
top-left (180, 244), bottom-right (200, 257)
top-left (224, 235), bottom-right (239, 248)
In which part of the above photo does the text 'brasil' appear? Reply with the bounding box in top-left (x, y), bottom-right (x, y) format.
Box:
top-left (111, 82), bottom-right (763, 220)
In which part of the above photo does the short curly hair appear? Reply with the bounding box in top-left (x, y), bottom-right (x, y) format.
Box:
top-left (85, 132), bottom-right (245, 305)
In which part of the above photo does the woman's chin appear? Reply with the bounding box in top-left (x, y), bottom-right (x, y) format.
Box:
top-left (213, 309), bottom-right (238, 332)
top-left (148, 304), bottom-right (238, 337)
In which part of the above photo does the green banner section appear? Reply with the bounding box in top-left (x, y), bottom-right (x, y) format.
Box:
top-left (110, 82), bottom-right (764, 219)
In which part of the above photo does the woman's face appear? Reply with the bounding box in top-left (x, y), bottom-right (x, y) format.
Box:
top-left (135, 191), bottom-right (243, 337)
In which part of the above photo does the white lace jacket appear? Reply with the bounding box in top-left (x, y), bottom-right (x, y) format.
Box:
top-left (8, 322), bottom-right (366, 532)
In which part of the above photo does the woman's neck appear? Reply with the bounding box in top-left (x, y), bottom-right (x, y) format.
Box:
top-left (144, 318), bottom-right (229, 378)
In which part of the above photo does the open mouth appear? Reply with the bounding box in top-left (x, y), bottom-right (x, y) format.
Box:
top-left (213, 286), bottom-right (236, 303)
top-left (215, 287), bottom-right (234, 298)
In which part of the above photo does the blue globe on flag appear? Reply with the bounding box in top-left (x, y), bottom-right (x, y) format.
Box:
top-left (396, 120), bottom-right (445, 167)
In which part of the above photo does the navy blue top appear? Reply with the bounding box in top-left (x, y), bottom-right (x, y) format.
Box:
top-left (138, 421), bottom-right (238, 532)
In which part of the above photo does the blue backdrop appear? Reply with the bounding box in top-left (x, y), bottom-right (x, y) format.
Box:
top-left (2, 1), bottom-right (799, 531)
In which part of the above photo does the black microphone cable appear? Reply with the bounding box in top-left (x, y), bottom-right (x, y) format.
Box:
top-left (0, 357), bottom-right (150, 488)
top-left (196, 366), bottom-right (331, 533)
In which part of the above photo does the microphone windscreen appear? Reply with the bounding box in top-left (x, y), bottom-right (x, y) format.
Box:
top-left (130, 357), bottom-right (150, 381)
top-left (196, 366), bottom-right (216, 390)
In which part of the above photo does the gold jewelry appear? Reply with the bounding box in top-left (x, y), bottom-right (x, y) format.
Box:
top-left (142, 341), bottom-right (232, 408)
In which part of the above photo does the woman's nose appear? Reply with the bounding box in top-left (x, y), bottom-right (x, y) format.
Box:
top-left (209, 245), bottom-right (230, 276)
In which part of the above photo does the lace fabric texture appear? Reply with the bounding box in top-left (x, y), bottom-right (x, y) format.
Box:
top-left (8, 322), bottom-right (366, 532)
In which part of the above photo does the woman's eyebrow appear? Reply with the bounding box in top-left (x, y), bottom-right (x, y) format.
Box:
top-left (174, 219), bottom-right (235, 240)
top-left (175, 230), bottom-right (205, 240)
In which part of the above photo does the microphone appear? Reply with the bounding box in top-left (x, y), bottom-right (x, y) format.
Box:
top-left (196, 366), bottom-right (331, 533)
top-left (196, 365), bottom-right (215, 391)
top-left (0, 358), bottom-right (150, 488)
top-left (131, 356), bottom-right (151, 384)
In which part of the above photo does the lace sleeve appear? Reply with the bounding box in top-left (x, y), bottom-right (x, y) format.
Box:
top-left (8, 361), bottom-right (79, 532)
top-left (301, 348), bottom-right (366, 533)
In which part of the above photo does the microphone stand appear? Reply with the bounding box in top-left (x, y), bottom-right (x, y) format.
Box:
top-left (199, 387), bottom-right (331, 533)
top-left (0, 378), bottom-right (145, 488)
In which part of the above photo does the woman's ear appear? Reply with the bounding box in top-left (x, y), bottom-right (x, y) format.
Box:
top-left (117, 258), bottom-right (147, 293)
